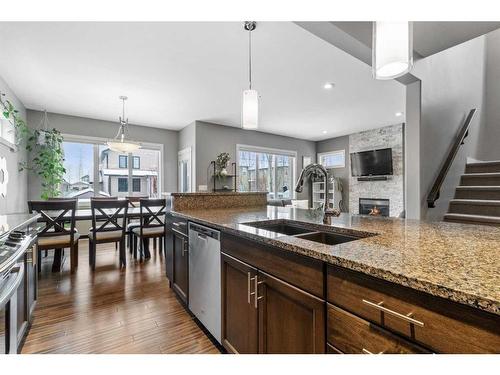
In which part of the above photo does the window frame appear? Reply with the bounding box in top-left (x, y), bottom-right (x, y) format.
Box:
top-left (236, 144), bottom-right (297, 199)
top-left (119, 155), bottom-right (128, 169)
top-left (61, 133), bottom-right (163, 198)
top-left (118, 177), bottom-right (128, 192)
top-left (132, 156), bottom-right (140, 169)
top-left (132, 177), bottom-right (141, 192)
top-left (317, 149), bottom-right (346, 169)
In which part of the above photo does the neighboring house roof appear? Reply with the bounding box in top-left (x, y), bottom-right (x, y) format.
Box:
top-left (102, 169), bottom-right (158, 177)
top-left (65, 188), bottom-right (111, 198)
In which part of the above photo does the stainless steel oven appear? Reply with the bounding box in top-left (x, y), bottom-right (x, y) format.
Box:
top-left (0, 262), bottom-right (24, 354)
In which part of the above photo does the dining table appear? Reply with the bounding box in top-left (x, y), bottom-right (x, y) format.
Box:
top-left (37, 206), bottom-right (162, 272)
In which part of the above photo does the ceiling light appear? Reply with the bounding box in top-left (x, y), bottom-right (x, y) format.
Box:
top-left (322, 130), bottom-right (328, 134)
top-left (372, 22), bottom-right (413, 80)
top-left (323, 82), bottom-right (334, 89)
top-left (242, 21), bottom-right (259, 130)
top-left (106, 96), bottom-right (141, 153)
top-left (395, 111), bottom-right (403, 117)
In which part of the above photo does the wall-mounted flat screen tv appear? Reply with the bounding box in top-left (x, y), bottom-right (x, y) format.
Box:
top-left (350, 148), bottom-right (393, 177)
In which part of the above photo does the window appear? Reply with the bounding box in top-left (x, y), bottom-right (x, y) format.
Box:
top-left (59, 135), bottom-right (162, 201)
top-left (118, 178), bottom-right (128, 192)
top-left (318, 150), bottom-right (345, 169)
top-left (132, 156), bottom-right (140, 169)
top-left (119, 155), bottom-right (128, 168)
top-left (237, 145), bottom-right (296, 199)
top-left (132, 178), bottom-right (141, 192)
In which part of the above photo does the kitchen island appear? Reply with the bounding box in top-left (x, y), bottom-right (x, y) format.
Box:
top-left (165, 204), bottom-right (500, 354)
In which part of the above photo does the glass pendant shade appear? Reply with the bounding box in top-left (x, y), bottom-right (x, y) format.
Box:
top-left (242, 89), bottom-right (259, 130)
top-left (372, 22), bottom-right (413, 80)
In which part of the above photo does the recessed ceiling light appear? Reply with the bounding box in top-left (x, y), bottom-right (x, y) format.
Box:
top-left (323, 82), bottom-right (335, 89)
top-left (322, 130), bottom-right (328, 134)
top-left (395, 111), bottom-right (403, 117)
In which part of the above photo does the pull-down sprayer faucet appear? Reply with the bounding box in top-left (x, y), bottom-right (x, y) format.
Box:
top-left (295, 164), bottom-right (341, 224)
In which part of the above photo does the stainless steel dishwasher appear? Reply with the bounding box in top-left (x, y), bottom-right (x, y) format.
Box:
top-left (188, 222), bottom-right (221, 343)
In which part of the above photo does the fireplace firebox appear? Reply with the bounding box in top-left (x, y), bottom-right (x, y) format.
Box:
top-left (359, 198), bottom-right (390, 217)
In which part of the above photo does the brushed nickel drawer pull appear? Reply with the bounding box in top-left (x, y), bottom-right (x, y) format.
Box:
top-left (362, 348), bottom-right (385, 354)
top-left (362, 299), bottom-right (425, 327)
top-left (254, 275), bottom-right (263, 309)
top-left (247, 272), bottom-right (255, 304)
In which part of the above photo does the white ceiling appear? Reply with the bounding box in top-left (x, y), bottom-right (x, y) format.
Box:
top-left (0, 22), bottom-right (404, 141)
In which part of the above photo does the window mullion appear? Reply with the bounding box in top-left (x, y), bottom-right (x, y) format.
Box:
top-left (128, 152), bottom-right (133, 195)
top-left (93, 144), bottom-right (99, 198)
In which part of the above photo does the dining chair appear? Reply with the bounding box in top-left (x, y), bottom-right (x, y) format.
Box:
top-left (88, 198), bottom-right (128, 270)
top-left (125, 196), bottom-right (148, 254)
top-left (28, 199), bottom-right (80, 274)
top-left (131, 198), bottom-right (166, 260)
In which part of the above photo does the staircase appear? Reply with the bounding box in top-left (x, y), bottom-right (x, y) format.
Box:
top-left (444, 160), bottom-right (500, 226)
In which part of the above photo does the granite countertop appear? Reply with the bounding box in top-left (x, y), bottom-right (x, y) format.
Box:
top-left (172, 206), bottom-right (500, 315)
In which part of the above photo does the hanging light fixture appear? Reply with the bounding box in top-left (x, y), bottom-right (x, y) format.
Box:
top-left (242, 21), bottom-right (259, 130)
top-left (106, 96), bottom-right (141, 152)
top-left (372, 22), bottom-right (413, 80)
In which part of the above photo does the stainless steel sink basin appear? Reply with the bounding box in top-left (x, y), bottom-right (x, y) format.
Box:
top-left (242, 219), bottom-right (371, 245)
top-left (243, 221), bottom-right (313, 236)
top-left (295, 231), bottom-right (361, 245)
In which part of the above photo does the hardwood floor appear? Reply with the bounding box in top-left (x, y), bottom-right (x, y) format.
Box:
top-left (22, 239), bottom-right (220, 354)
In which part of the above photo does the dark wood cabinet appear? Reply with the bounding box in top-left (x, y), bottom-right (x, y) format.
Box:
top-left (221, 253), bottom-right (258, 353)
top-left (221, 252), bottom-right (325, 354)
top-left (258, 271), bottom-right (325, 353)
top-left (172, 231), bottom-right (189, 304)
top-left (164, 230), bottom-right (174, 284)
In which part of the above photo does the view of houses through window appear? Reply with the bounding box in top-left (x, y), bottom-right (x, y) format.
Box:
top-left (237, 146), bottom-right (296, 199)
top-left (60, 139), bottom-right (161, 200)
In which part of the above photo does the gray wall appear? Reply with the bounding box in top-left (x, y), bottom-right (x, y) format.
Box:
top-left (480, 28), bottom-right (500, 160)
top-left (0, 75), bottom-right (28, 214)
top-left (412, 35), bottom-right (488, 221)
top-left (193, 121), bottom-right (316, 200)
top-left (178, 122), bottom-right (196, 191)
top-left (316, 135), bottom-right (350, 211)
top-left (27, 110), bottom-right (178, 199)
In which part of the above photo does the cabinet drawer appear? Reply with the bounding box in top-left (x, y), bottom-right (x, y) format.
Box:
top-left (327, 265), bottom-right (500, 353)
top-left (222, 233), bottom-right (324, 298)
top-left (327, 304), bottom-right (429, 354)
top-left (166, 214), bottom-right (188, 235)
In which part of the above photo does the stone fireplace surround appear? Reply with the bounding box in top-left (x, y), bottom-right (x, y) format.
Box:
top-left (348, 124), bottom-right (404, 218)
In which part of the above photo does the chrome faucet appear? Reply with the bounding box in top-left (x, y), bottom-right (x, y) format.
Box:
top-left (295, 163), bottom-right (341, 224)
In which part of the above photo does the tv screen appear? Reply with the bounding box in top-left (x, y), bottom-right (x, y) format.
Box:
top-left (350, 148), bottom-right (393, 177)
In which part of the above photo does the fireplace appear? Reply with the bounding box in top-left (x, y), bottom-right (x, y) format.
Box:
top-left (359, 198), bottom-right (390, 217)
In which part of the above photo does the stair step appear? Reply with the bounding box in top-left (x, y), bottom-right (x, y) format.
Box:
top-left (460, 173), bottom-right (500, 186)
top-left (444, 213), bottom-right (500, 226)
top-left (466, 160), bottom-right (500, 174)
top-left (454, 186), bottom-right (500, 200)
top-left (449, 199), bottom-right (500, 216)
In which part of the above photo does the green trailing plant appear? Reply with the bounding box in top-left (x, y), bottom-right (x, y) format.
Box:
top-left (1, 95), bottom-right (65, 199)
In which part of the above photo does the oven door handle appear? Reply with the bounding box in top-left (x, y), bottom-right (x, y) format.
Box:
top-left (0, 263), bottom-right (24, 309)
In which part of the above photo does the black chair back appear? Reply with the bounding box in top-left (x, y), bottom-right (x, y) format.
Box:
top-left (126, 196), bottom-right (148, 208)
top-left (90, 198), bottom-right (129, 238)
top-left (139, 198), bottom-right (166, 234)
top-left (28, 199), bottom-right (77, 243)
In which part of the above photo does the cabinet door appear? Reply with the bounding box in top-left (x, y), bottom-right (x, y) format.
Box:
top-left (257, 271), bottom-right (325, 354)
top-left (172, 232), bottom-right (189, 304)
top-left (164, 229), bottom-right (174, 283)
top-left (221, 253), bottom-right (258, 354)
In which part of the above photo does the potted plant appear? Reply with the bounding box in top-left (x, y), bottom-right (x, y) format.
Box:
top-left (215, 152), bottom-right (230, 178)
top-left (2, 95), bottom-right (66, 199)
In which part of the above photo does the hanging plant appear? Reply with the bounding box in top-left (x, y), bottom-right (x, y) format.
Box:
top-left (1, 94), bottom-right (65, 200)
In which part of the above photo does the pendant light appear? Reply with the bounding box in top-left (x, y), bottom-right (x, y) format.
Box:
top-left (106, 96), bottom-right (141, 153)
top-left (372, 22), bottom-right (413, 80)
top-left (242, 21), bottom-right (259, 130)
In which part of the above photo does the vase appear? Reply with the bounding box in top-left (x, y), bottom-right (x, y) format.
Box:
top-left (220, 168), bottom-right (228, 177)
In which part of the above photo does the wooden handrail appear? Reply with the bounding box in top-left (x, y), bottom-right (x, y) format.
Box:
top-left (427, 109), bottom-right (476, 208)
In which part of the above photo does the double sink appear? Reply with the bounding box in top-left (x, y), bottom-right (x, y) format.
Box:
top-left (243, 220), bottom-right (373, 245)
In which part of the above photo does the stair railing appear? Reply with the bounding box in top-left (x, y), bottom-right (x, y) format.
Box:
top-left (427, 108), bottom-right (477, 208)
